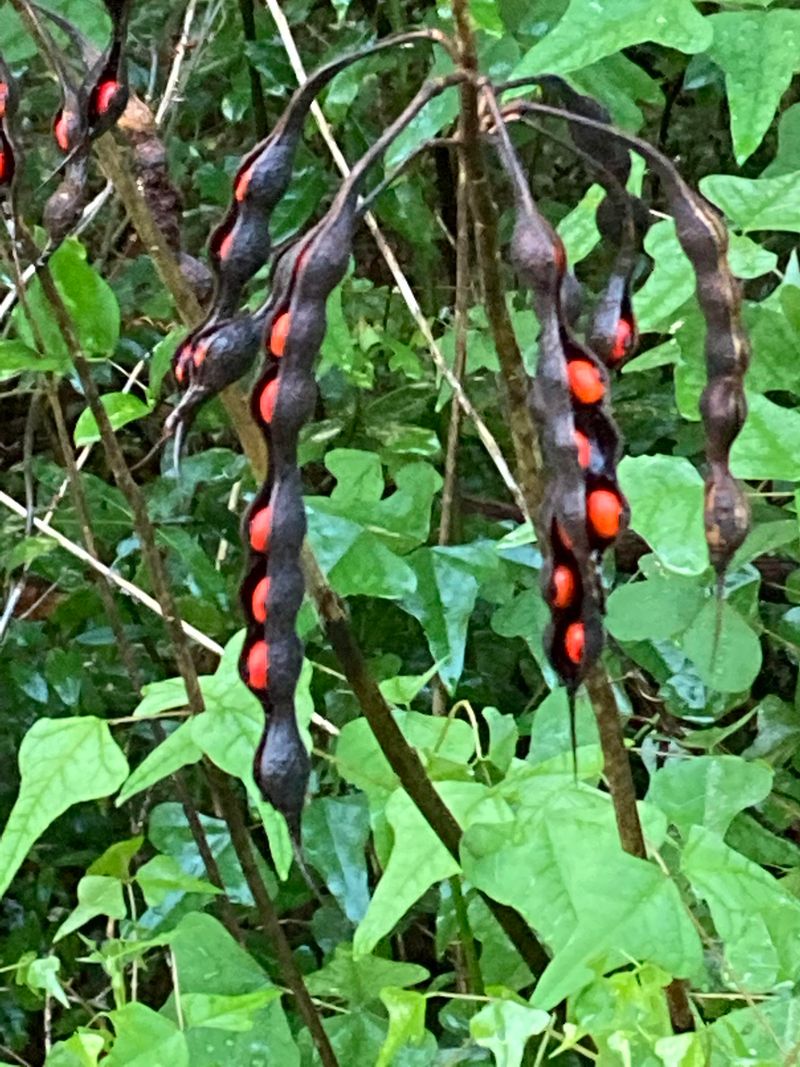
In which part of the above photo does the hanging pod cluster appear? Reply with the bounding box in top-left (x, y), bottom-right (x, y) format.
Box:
top-left (162, 34), bottom-right (461, 832)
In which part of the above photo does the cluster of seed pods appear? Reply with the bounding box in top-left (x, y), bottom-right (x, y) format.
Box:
top-left (0, 58), bottom-right (19, 203)
top-left (164, 56), bottom-right (461, 831)
top-left (35, 0), bottom-right (130, 238)
top-left (486, 89), bottom-right (630, 692)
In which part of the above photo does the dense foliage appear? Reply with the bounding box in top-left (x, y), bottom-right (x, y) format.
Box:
top-left (3, 0), bottom-right (800, 1063)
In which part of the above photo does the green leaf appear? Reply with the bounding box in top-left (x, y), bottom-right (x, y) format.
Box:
top-left (606, 573), bottom-right (706, 643)
top-left (706, 11), bottom-right (800, 164)
top-left (701, 171), bottom-right (800, 233)
top-left (45, 1031), bottom-right (105, 1067)
top-left (557, 185), bottom-right (603, 265)
top-left (135, 854), bottom-right (221, 907)
top-left (470, 1000), bottom-right (550, 1067)
top-left (180, 990), bottom-right (282, 1032)
top-left (305, 944), bottom-right (428, 1008)
top-left (354, 783), bottom-right (510, 957)
top-left (0, 340), bottom-right (68, 379)
top-left (705, 994), bottom-right (800, 1065)
top-left (54, 875), bottom-right (127, 941)
top-left (23, 956), bottom-right (70, 1009)
top-left (511, 0), bottom-right (711, 79)
top-left (680, 599), bottom-right (762, 693)
top-left (618, 455), bottom-right (707, 575)
top-left (74, 394), bottom-right (153, 447)
top-left (0, 718), bottom-right (128, 899)
top-left (571, 965), bottom-right (674, 1064)
top-left (376, 988), bottom-right (428, 1067)
top-left (400, 547), bottom-right (485, 690)
top-left (302, 795), bottom-right (371, 922)
top-left (682, 827), bottom-right (800, 990)
top-left (116, 722), bottom-right (202, 806)
top-left (88, 836), bottom-right (144, 881)
top-left (167, 912), bottom-right (299, 1066)
top-left (106, 1004), bottom-right (189, 1067)
top-left (647, 755), bottom-right (773, 837)
top-left (730, 393), bottom-right (800, 480)
top-left (633, 219), bottom-right (694, 333)
top-left (763, 102), bottom-right (800, 177)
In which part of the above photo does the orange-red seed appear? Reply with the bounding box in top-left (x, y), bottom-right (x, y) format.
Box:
top-left (259, 378), bottom-right (279, 423)
top-left (611, 317), bottom-right (633, 362)
top-left (249, 507), bottom-right (272, 553)
top-left (552, 565), bottom-right (576, 609)
top-left (564, 622), bottom-right (585, 665)
top-left (252, 576), bottom-right (271, 624)
top-left (587, 489), bottom-right (622, 540)
top-left (567, 360), bottom-right (605, 404)
top-left (95, 79), bottom-right (119, 115)
top-left (269, 312), bottom-right (291, 357)
top-left (574, 430), bottom-right (591, 469)
top-left (246, 640), bottom-right (269, 689)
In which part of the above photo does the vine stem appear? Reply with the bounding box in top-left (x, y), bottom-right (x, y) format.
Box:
top-left (94, 129), bottom-right (549, 975)
top-left (448, 0), bottom-right (693, 1033)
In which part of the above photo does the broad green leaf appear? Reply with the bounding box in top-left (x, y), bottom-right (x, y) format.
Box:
top-left (400, 547), bottom-right (483, 690)
top-left (135, 855), bottom-right (221, 907)
top-left (305, 944), bottom-right (428, 1007)
top-left (705, 994), bottom-right (800, 1065)
top-left (727, 233), bottom-right (778, 278)
top-left (682, 827), bottom-right (800, 990)
top-left (14, 240), bottom-right (120, 360)
top-left (633, 220), bottom-right (694, 332)
top-left (106, 1004), bottom-right (188, 1067)
top-left (44, 1031), bottom-right (105, 1067)
top-left (336, 710), bottom-right (475, 798)
top-left (88, 836), bottom-right (144, 881)
top-left (571, 965), bottom-right (674, 1065)
top-left (354, 783), bottom-right (511, 957)
top-left (74, 394), bottom-right (153, 446)
top-left (462, 773), bottom-right (701, 1009)
top-left (180, 990), bottom-right (282, 1031)
top-left (306, 508), bottom-right (417, 600)
top-left (730, 393), bottom-right (800, 480)
top-left (491, 589), bottom-right (555, 686)
top-left (606, 574), bottom-right (706, 643)
top-left (763, 102), bottom-right (800, 177)
top-left (376, 988), bottom-right (427, 1067)
top-left (483, 707), bottom-right (518, 774)
top-left (54, 875), bottom-right (126, 942)
top-left (168, 912), bottom-right (299, 1066)
top-left (557, 185), bottom-right (603, 265)
top-left (116, 722), bottom-right (202, 806)
top-left (701, 171), bottom-right (800, 232)
top-left (0, 718), bottom-right (128, 899)
top-left (511, 0), bottom-right (711, 79)
top-left (706, 11), bottom-right (800, 163)
top-left (618, 455), bottom-right (707, 575)
top-left (680, 600), bottom-right (762, 693)
top-left (528, 688), bottom-right (600, 767)
top-left (0, 340), bottom-right (68, 379)
top-left (470, 1000), bottom-right (549, 1067)
top-left (302, 795), bottom-right (371, 922)
top-left (647, 756), bottom-right (773, 837)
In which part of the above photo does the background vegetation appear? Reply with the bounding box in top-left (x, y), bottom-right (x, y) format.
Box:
top-left (2, 0), bottom-right (800, 1063)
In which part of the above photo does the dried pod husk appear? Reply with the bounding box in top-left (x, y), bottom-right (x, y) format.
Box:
top-left (43, 155), bottom-right (89, 240)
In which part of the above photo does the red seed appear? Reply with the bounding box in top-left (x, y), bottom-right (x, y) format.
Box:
top-left (249, 507), bottom-right (272, 553)
top-left (0, 151), bottom-right (6, 183)
top-left (54, 112), bottom-right (70, 152)
top-left (568, 360), bottom-right (604, 404)
top-left (193, 340), bottom-right (209, 368)
top-left (246, 640), bottom-right (269, 690)
top-left (175, 361), bottom-right (185, 384)
top-left (587, 489), bottom-right (622, 540)
top-left (552, 565), bottom-right (576, 609)
top-left (252, 576), bottom-right (271, 624)
top-left (574, 430), bottom-right (591, 469)
top-left (0, 83), bottom-right (8, 119)
top-left (95, 79), bottom-right (119, 115)
top-left (269, 312), bottom-right (291, 357)
top-left (611, 317), bottom-right (633, 363)
top-left (565, 622), bottom-right (585, 665)
top-left (234, 164), bottom-right (253, 202)
top-left (259, 378), bottom-right (279, 423)
top-left (218, 231), bottom-right (234, 261)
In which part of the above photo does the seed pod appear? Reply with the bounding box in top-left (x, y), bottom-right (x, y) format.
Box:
top-left (0, 57), bottom-right (19, 201)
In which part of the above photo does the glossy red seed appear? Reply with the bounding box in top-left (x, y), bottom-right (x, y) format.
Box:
top-left (269, 312), bottom-right (291, 357)
top-left (249, 507), bottom-right (272, 553)
top-left (552, 565), bottom-right (576, 609)
top-left (259, 378), bottom-right (279, 423)
top-left (0, 83), bottom-right (7, 119)
top-left (218, 231), bottom-right (234, 261)
top-left (54, 113), bottom-right (70, 152)
top-left (574, 430), bottom-right (591, 469)
top-left (193, 340), bottom-right (209, 368)
top-left (0, 151), bottom-right (6, 183)
top-left (567, 360), bottom-right (604, 405)
top-left (564, 622), bottom-right (585, 665)
top-left (234, 165), bottom-right (253, 202)
top-left (611, 317), bottom-right (633, 363)
top-left (95, 79), bottom-right (119, 115)
top-left (246, 641), bottom-right (269, 689)
top-left (587, 489), bottom-right (622, 540)
top-left (252, 576), bottom-right (271, 624)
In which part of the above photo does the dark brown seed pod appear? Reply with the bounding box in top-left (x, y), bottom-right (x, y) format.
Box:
top-left (0, 56), bottom-right (19, 200)
top-left (498, 95), bottom-right (752, 578)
